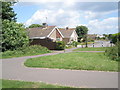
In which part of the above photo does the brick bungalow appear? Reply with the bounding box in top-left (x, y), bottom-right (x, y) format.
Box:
top-left (27, 24), bottom-right (78, 49)
top-left (59, 27), bottom-right (78, 44)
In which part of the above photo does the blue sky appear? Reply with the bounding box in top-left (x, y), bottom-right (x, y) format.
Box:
top-left (13, 1), bottom-right (118, 34)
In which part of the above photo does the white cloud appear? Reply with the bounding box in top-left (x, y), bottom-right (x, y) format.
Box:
top-left (19, 0), bottom-right (119, 2)
top-left (23, 2), bottom-right (118, 34)
top-left (25, 9), bottom-right (80, 27)
top-left (87, 17), bottom-right (118, 34)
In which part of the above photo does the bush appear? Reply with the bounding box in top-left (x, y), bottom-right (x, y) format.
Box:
top-left (1, 45), bottom-right (51, 58)
top-left (91, 40), bottom-right (94, 42)
top-left (71, 41), bottom-right (78, 47)
top-left (111, 33), bottom-right (120, 44)
top-left (56, 41), bottom-right (65, 50)
top-left (105, 42), bottom-right (120, 61)
top-left (2, 20), bottom-right (29, 51)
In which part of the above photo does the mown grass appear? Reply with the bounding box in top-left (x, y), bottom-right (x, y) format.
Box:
top-left (2, 79), bottom-right (70, 88)
top-left (74, 47), bottom-right (110, 51)
top-left (77, 42), bottom-right (94, 45)
top-left (24, 52), bottom-right (118, 72)
top-left (1, 45), bottom-right (51, 59)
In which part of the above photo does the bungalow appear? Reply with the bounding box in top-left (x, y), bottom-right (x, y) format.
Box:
top-left (59, 27), bottom-right (78, 44)
top-left (27, 24), bottom-right (78, 49)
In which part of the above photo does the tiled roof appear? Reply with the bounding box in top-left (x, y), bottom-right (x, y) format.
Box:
top-left (27, 26), bottom-right (56, 39)
top-left (59, 28), bottom-right (75, 38)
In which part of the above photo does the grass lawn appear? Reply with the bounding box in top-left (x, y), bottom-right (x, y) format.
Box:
top-left (2, 79), bottom-right (70, 88)
top-left (24, 52), bottom-right (118, 72)
top-left (78, 42), bottom-right (94, 45)
top-left (74, 47), bottom-right (110, 51)
top-left (1, 45), bottom-right (51, 59)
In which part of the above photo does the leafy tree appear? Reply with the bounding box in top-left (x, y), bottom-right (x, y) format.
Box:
top-left (28, 24), bottom-right (43, 28)
top-left (2, 2), bottom-right (17, 21)
top-left (75, 25), bottom-right (88, 42)
top-left (2, 20), bottom-right (29, 51)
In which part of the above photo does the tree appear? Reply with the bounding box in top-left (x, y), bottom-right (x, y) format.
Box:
top-left (76, 25), bottom-right (88, 47)
top-left (2, 2), bottom-right (17, 21)
top-left (75, 25), bottom-right (88, 41)
top-left (28, 24), bottom-right (43, 28)
top-left (2, 20), bottom-right (29, 51)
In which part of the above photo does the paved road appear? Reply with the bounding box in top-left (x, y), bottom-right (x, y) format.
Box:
top-left (77, 40), bottom-right (112, 48)
top-left (2, 47), bottom-right (118, 88)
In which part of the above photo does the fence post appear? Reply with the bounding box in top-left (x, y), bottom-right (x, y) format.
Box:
top-left (93, 43), bottom-right (94, 47)
top-left (102, 42), bottom-right (103, 47)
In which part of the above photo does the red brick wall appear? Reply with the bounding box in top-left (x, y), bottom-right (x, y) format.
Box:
top-left (56, 29), bottom-right (62, 38)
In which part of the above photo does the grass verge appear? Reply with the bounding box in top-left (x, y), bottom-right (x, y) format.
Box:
top-left (78, 42), bottom-right (94, 45)
top-left (2, 79), bottom-right (70, 88)
top-left (24, 52), bottom-right (118, 72)
top-left (1, 45), bottom-right (51, 59)
top-left (74, 47), bottom-right (110, 51)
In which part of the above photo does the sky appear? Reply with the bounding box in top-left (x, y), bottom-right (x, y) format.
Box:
top-left (13, 1), bottom-right (119, 34)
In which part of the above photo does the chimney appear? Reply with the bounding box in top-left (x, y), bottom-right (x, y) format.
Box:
top-left (42, 23), bottom-right (48, 28)
top-left (66, 27), bottom-right (69, 30)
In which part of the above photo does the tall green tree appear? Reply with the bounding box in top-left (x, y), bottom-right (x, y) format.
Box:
top-left (2, 2), bottom-right (29, 51)
top-left (28, 24), bottom-right (43, 28)
top-left (2, 20), bottom-right (29, 51)
top-left (75, 25), bottom-right (88, 42)
top-left (2, 2), bottom-right (17, 21)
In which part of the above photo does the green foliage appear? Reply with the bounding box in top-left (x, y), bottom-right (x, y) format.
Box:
top-left (105, 42), bottom-right (120, 61)
top-left (2, 45), bottom-right (51, 58)
top-left (56, 41), bottom-right (65, 50)
top-left (75, 25), bottom-right (88, 41)
top-left (111, 33), bottom-right (120, 44)
top-left (28, 24), bottom-right (43, 28)
top-left (2, 2), bottom-right (17, 21)
top-left (2, 20), bottom-right (29, 51)
top-left (71, 41), bottom-right (78, 47)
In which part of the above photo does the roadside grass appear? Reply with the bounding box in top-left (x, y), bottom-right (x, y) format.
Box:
top-left (1, 45), bottom-right (51, 59)
top-left (78, 42), bottom-right (94, 45)
top-left (2, 79), bottom-right (71, 88)
top-left (24, 52), bottom-right (118, 72)
top-left (0, 79), bottom-right (2, 89)
top-left (74, 47), bottom-right (110, 51)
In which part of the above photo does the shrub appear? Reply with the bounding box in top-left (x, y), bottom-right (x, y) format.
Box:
top-left (71, 41), bottom-right (78, 47)
top-left (56, 41), bottom-right (65, 50)
top-left (91, 40), bottom-right (94, 42)
top-left (105, 42), bottom-right (120, 61)
top-left (2, 20), bottom-right (29, 51)
top-left (2, 45), bottom-right (51, 58)
top-left (111, 33), bottom-right (120, 44)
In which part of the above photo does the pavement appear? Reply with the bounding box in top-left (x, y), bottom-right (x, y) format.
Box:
top-left (1, 41), bottom-right (118, 88)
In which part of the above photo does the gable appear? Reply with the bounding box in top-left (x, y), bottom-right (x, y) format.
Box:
top-left (71, 30), bottom-right (78, 38)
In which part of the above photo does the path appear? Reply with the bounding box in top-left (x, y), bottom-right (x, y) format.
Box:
top-left (2, 47), bottom-right (118, 88)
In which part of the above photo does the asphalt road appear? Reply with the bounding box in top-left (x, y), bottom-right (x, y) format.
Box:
top-left (77, 40), bottom-right (112, 48)
top-left (1, 49), bottom-right (118, 88)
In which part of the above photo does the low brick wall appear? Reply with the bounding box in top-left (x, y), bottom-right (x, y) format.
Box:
top-left (30, 38), bottom-right (56, 50)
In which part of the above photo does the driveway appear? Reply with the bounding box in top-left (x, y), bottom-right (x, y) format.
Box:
top-left (1, 47), bottom-right (118, 88)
